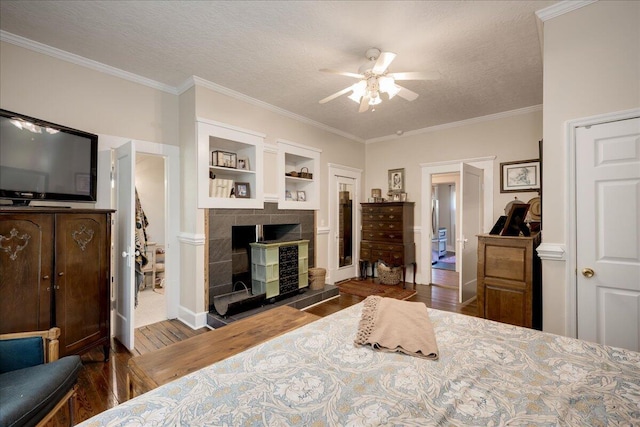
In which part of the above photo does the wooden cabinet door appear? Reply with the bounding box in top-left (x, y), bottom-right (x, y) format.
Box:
top-left (54, 213), bottom-right (110, 356)
top-left (0, 214), bottom-right (53, 333)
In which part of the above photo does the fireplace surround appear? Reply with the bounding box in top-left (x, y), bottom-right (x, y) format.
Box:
top-left (207, 203), bottom-right (316, 314)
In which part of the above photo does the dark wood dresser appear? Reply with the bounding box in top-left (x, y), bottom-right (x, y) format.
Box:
top-left (0, 208), bottom-right (113, 359)
top-left (477, 233), bottom-right (542, 329)
top-left (360, 202), bottom-right (416, 285)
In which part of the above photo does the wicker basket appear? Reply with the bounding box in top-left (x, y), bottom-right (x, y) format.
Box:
top-left (299, 167), bottom-right (313, 179)
top-left (308, 267), bottom-right (326, 290)
top-left (377, 261), bottom-right (401, 285)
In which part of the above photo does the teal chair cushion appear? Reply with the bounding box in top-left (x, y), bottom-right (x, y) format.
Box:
top-left (0, 337), bottom-right (44, 374)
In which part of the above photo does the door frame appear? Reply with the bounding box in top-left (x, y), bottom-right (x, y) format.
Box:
top-left (327, 163), bottom-right (362, 284)
top-left (420, 156), bottom-right (495, 286)
top-left (97, 135), bottom-right (181, 334)
top-left (564, 107), bottom-right (640, 338)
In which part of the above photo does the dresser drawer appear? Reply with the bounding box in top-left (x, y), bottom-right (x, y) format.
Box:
top-left (362, 230), bottom-right (403, 241)
top-left (362, 210), bottom-right (403, 222)
top-left (363, 221), bottom-right (402, 233)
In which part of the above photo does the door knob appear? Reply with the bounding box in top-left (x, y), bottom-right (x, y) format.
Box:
top-left (582, 268), bottom-right (595, 278)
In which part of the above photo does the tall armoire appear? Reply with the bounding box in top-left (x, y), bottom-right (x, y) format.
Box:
top-left (0, 207), bottom-right (113, 360)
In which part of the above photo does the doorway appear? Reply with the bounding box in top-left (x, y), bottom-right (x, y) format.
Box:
top-left (420, 157), bottom-right (494, 302)
top-left (431, 174), bottom-right (458, 279)
top-left (134, 153), bottom-right (167, 328)
top-left (328, 163), bottom-right (362, 284)
top-left (97, 135), bottom-right (180, 351)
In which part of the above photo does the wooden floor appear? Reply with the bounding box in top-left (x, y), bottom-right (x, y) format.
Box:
top-left (51, 270), bottom-right (475, 426)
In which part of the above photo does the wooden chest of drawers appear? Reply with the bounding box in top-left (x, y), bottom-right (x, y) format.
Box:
top-left (360, 202), bottom-right (416, 284)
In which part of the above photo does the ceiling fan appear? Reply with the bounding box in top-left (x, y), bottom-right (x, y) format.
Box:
top-left (319, 47), bottom-right (440, 113)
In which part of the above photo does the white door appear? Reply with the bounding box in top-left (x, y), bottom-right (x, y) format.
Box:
top-left (458, 163), bottom-right (483, 303)
top-left (576, 117), bottom-right (640, 351)
top-left (115, 141), bottom-right (136, 350)
top-left (332, 175), bottom-right (357, 283)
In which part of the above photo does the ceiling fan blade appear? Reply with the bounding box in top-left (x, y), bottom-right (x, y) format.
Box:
top-left (396, 85), bottom-right (419, 102)
top-left (319, 86), bottom-right (354, 104)
top-left (372, 52), bottom-right (396, 75)
top-left (388, 71), bottom-right (441, 80)
top-left (359, 96), bottom-right (371, 112)
top-left (319, 69), bottom-right (364, 79)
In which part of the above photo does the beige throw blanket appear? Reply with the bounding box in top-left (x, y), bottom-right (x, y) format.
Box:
top-left (355, 296), bottom-right (439, 359)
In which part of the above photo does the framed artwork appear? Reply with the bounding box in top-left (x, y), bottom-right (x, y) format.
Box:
top-left (500, 159), bottom-right (540, 193)
top-left (297, 191), bottom-right (306, 202)
top-left (285, 190), bottom-right (293, 200)
top-left (234, 182), bottom-right (250, 198)
top-left (388, 168), bottom-right (405, 193)
top-left (211, 151), bottom-right (237, 168)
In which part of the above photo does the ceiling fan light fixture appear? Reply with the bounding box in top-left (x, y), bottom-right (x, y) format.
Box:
top-left (369, 95), bottom-right (382, 106)
top-left (348, 81), bottom-right (367, 103)
top-left (379, 76), bottom-right (401, 99)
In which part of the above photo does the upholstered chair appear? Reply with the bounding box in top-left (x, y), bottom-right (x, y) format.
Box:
top-left (0, 327), bottom-right (82, 427)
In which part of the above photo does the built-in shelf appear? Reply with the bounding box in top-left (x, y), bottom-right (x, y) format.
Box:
top-left (197, 118), bottom-right (265, 209)
top-left (277, 139), bottom-right (321, 210)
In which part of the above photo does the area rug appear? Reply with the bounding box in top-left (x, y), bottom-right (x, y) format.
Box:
top-left (337, 280), bottom-right (416, 300)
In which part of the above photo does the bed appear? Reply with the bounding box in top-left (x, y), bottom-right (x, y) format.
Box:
top-left (79, 301), bottom-right (640, 426)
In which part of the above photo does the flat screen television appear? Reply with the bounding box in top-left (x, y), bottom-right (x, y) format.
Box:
top-left (0, 109), bottom-right (98, 205)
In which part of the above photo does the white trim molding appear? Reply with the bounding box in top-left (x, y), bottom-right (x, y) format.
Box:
top-left (367, 106), bottom-right (542, 144)
top-left (178, 305), bottom-right (208, 330)
top-left (535, 0), bottom-right (598, 22)
top-left (537, 243), bottom-right (566, 261)
top-left (264, 193), bottom-right (279, 203)
top-left (177, 232), bottom-right (206, 246)
top-left (0, 30), bottom-right (177, 94)
top-left (316, 226), bottom-right (331, 235)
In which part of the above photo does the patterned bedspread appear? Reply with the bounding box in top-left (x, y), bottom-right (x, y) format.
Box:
top-left (80, 303), bottom-right (640, 426)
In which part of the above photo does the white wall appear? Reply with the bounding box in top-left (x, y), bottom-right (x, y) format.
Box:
top-left (541, 0), bottom-right (640, 335)
top-left (0, 42), bottom-right (178, 146)
top-left (366, 108), bottom-right (542, 283)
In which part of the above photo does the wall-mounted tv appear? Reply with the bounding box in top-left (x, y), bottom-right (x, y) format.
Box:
top-left (0, 109), bottom-right (98, 205)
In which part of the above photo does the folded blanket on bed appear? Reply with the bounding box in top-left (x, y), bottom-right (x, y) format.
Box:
top-left (354, 295), bottom-right (439, 359)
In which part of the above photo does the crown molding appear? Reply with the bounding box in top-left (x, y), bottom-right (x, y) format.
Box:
top-left (535, 0), bottom-right (598, 22)
top-left (0, 30), bottom-right (177, 94)
top-left (180, 76), bottom-right (365, 144)
top-left (367, 105), bottom-right (543, 144)
top-left (1, 30), bottom-right (364, 144)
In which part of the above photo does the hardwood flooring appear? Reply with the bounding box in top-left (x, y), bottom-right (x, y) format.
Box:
top-left (51, 270), bottom-right (475, 426)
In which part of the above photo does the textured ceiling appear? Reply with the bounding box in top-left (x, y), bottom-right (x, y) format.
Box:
top-left (0, 1), bottom-right (556, 141)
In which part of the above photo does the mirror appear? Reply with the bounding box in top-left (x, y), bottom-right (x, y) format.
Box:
top-left (338, 181), bottom-right (353, 268)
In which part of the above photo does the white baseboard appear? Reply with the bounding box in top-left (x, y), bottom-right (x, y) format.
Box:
top-left (178, 305), bottom-right (208, 330)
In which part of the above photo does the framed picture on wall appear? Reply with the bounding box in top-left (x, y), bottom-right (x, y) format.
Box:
top-left (500, 159), bottom-right (540, 193)
top-left (388, 168), bottom-right (405, 193)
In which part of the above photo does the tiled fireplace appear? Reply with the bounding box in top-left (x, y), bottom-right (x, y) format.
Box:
top-left (206, 203), bottom-right (337, 327)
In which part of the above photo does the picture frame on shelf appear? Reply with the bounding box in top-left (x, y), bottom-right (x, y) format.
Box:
top-left (297, 191), bottom-right (306, 202)
top-left (388, 168), bottom-right (405, 193)
top-left (234, 182), bottom-right (250, 198)
top-left (237, 158), bottom-right (249, 170)
top-left (500, 159), bottom-right (540, 193)
top-left (285, 190), bottom-right (293, 201)
top-left (211, 150), bottom-right (237, 168)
